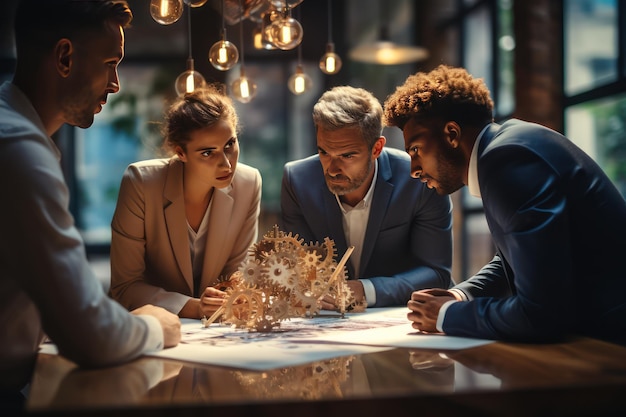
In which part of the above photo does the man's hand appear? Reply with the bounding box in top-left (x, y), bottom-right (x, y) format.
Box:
top-left (407, 289), bottom-right (456, 333)
top-left (131, 304), bottom-right (181, 348)
top-left (319, 280), bottom-right (365, 311)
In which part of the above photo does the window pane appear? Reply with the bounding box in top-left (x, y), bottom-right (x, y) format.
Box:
top-left (497, 0), bottom-right (515, 115)
top-left (564, 0), bottom-right (618, 95)
top-left (75, 66), bottom-right (170, 245)
top-left (565, 93), bottom-right (626, 197)
top-left (463, 5), bottom-right (493, 95)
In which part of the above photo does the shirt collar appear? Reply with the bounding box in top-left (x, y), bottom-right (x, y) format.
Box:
top-left (468, 124), bottom-right (490, 198)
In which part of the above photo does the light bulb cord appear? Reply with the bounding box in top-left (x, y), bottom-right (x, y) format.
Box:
top-left (297, 42), bottom-right (303, 65)
top-left (327, 0), bottom-right (333, 43)
top-left (220, 0), bottom-right (226, 32)
top-left (296, 3), bottom-right (302, 65)
top-left (238, 0), bottom-right (245, 66)
top-left (186, 3), bottom-right (193, 59)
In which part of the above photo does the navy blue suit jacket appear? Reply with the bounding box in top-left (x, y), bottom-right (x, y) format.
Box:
top-left (280, 147), bottom-right (453, 306)
top-left (447, 120), bottom-right (626, 344)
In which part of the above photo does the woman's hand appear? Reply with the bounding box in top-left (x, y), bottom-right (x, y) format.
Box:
top-left (199, 286), bottom-right (227, 317)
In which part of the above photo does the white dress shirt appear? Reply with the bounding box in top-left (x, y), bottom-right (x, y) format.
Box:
top-left (334, 160), bottom-right (378, 306)
top-left (188, 195), bottom-right (214, 295)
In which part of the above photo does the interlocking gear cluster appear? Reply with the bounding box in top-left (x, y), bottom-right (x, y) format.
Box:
top-left (220, 225), bottom-right (365, 331)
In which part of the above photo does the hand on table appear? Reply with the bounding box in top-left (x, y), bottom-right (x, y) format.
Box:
top-left (131, 304), bottom-right (181, 348)
top-left (319, 280), bottom-right (365, 311)
top-left (407, 289), bottom-right (457, 334)
top-left (199, 286), bottom-right (227, 317)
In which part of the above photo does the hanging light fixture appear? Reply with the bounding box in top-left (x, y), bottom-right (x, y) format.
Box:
top-left (348, 1), bottom-right (428, 65)
top-left (349, 30), bottom-right (429, 65)
top-left (185, 0), bottom-right (207, 6)
top-left (319, 0), bottom-right (342, 74)
top-left (260, 10), bottom-right (279, 50)
top-left (175, 3), bottom-right (206, 96)
top-left (208, 0), bottom-right (239, 71)
top-left (150, 0), bottom-right (184, 25)
top-left (251, 18), bottom-right (264, 50)
top-left (287, 64), bottom-right (312, 95)
top-left (266, 2), bottom-right (303, 51)
top-left (288, 41), bottom-right (312, 95)
top-left (231, 0), bottom-right (258, 103)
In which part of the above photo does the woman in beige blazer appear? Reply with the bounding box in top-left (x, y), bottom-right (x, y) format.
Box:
top-left (110, 86), bottom-right (262, 319)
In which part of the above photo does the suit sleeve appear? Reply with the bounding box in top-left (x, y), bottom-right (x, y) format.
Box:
top-left (452, 253), bottom-right (512, 299)
top-left (280, 163), bottom-right (316, 241)
top-left (3, 139), bottom-right (163, 369)
top-left (442, 145), bottom-right (576, 342)
top-left (369, 190), bottom-right (453, 306)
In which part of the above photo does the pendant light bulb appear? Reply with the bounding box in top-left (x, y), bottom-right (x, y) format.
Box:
top-left (319, 0), bottom-right (342, 74)
top-left (150, 0), bottom-right (184, 25)
top-left (209, 0), bottom-right (239, 71)
top-left (267, 9), bottom-right (303, 50)
top-left (260, 11), bottom-right (279, 50)
top-left (184, 0), bottom-right (208, 7)
top-left (253, 26), bottom-right (263, 49)
top-left (319, 43), bottom-right (342, 74)
top-left (231, 68), bottom-right (258, 103)
top-left (208, 37), bottom-right (239, 71)
top-left (175, 58), bottom-right (206, 96)
top-left (288, 65), bottom-right (312, 95)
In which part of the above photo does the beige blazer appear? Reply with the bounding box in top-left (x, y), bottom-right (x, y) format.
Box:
top-left (109, 157), bottom-right (261, 314)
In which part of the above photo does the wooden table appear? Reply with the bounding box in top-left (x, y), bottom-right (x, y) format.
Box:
top-left (23, 336), bottom-right (626, 417)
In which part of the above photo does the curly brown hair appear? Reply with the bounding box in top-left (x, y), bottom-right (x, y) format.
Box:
top-left (383, 65), bottom-right (494, 130)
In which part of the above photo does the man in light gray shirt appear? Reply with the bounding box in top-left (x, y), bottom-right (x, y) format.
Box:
top-left (0, 0), bottom-right (181, 397)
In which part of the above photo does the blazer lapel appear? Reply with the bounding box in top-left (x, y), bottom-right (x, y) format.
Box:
top-left (361, 152), bottom-right (393, 275)
top-left (199, 187), bottom-right (234, 291)
top-left (163, 158), bottom-right (194, 293)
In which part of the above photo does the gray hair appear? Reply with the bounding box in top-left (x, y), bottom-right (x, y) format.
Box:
top-left (312, 86), bottom-right (383, 149)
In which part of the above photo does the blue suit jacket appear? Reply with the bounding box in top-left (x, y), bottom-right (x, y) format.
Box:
top-left (446, 120), bottom-right (626, 344)
top-left (280, 147), bottom-right (453, 306)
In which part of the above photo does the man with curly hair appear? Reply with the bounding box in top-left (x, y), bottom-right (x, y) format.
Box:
top-left (384, 65), bottom-right (626, 344)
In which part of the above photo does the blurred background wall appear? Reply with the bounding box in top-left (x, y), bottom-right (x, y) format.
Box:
top-left (1, 0), bottom-right (624, 285)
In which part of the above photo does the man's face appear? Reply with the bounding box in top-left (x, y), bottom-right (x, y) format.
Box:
top-left (402, 118), bottom-right (466, 195)
top-left (317, 126), bottom-right (379, 203)
top-left (61, 24), bottom-right (125, 128)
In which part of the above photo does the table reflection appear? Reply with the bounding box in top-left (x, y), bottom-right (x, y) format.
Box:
top-left (25, 338), bottom-right (626, 416)
top-left (28, 348), bottom-right (460, 410)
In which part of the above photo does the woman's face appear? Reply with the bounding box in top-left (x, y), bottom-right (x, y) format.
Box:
top-left (177, 120), bottom-right (239, 190)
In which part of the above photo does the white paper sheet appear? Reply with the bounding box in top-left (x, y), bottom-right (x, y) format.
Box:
top-left (292, 324), bottom-right (494, 350)
top-left (151, 338), bottom-right (391, 370)
top-left (39, 308), bottom-right (493, 370)
top-left (148, 307), bottom-right (492, 369)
